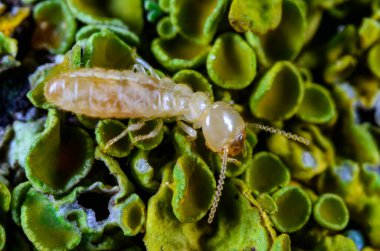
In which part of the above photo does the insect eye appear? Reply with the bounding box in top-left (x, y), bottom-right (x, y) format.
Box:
top-left (228, 130), bottom-right (246, 157)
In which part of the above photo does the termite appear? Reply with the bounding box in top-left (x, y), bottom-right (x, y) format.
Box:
top-left (44, 58), bottom-right (310, 224)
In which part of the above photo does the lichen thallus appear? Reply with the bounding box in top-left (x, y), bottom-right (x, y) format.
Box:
top-left (44, 58), bottom-right (310, 224)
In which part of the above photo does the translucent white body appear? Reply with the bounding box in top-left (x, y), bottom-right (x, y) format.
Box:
top-left (46, 69), bottom-right (192, 119)
top-left (45, 68), bottom-right (246, 155)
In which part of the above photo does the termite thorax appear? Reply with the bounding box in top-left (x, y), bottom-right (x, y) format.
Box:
top-left (183, 92), bottom-right (211, 129)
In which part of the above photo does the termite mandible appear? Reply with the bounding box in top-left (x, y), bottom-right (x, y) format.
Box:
top-left (44, 57), bottom-right (310, 224)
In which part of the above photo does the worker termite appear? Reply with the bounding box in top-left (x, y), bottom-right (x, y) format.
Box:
top-left (44, 58), bottom-right (310, 224)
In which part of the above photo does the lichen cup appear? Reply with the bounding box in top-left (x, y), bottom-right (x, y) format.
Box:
top-left (32, 0), bottom-right (77, 54)
top-left (250, 61), bottom-right (304, 121)
top-left (246, 0), bottom-right (307, 67)
top-left (151, 36), bottom-right (210, 71)
top-left (228, 0), bottom-right (282, 34)
top-left (296, 83), bottom-right (337, 124)
top-left (25, 109), bottom-right (95, 194)
top-left (270, 186), bottom-right (312, 233)
top-left (243, 151), bottom-right (290, 194)
top-left (207, 33), bottom-right (257, 90)
top-left (172, 155), bottom-right (215, 223)
top-left (313, 193), bottom-right (349, 231)
top-left (170, 0), bottom-right (227, 44)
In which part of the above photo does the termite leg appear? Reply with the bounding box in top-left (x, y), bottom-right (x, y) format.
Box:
top-left (135, 57), bottom-right (161, 80)
top-left (177, 120), bottom-right (197, 141)
top-left (208, 146), bottom-right (228, 224)
top-left (226, 157), bottom-right (241, 166)
top-left (104, 121), bottom-right (146, 151)
top-left (132, 64), bottom-right (147, 75)
top-left (131, 119), bottom-right (163, 144)
top-left (242, 142), bottom-right (248, 157)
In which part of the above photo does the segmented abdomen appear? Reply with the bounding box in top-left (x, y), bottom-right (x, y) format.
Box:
top-left (44, 68), bottom-right (191, 119)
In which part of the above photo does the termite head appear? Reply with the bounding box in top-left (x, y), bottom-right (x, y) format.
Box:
top-left (202, 101), bottom-right (246, 156)
top-left (227, 131), bottom-right (246, 156)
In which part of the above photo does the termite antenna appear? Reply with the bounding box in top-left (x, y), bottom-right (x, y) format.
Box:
top-left (247, 123), bottom-right (310, 145)
top-left (208, 146), bottom-right (228, 224)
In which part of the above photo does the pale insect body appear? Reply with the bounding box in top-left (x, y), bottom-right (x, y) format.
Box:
top-left (44, 63), bottom-right (310, 224)
top-left (45, 68), bottom-right (246, 156)
top-left (46, 69), bottom-right (193, 119)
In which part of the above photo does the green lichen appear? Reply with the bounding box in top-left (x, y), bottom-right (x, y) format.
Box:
top-left (11, 181), bottom-right (32, 226)
top-left (25, 109), bottom-right (95, 194)
top-left (156, 16), bottom-right (177, 39)
top-left (83, 30), bottom-right (135, 69)
top-left (358, 18), bottom-right (380, 49)
top-left (95, 148), bottom-right (135, 203)
top-left (116, 193), bottom-right (146, 236)
top-left (246, 0), bottom-right (307, 66)
top-left (368, 42), bottom-right (380, 78)
top-left (76, 24), bottom-right (140, 46)
top-left (270, 186), bottom-right (312, 233)
top-left (7, 118), bottom-right (44, 168)
top-left (206, 179), bottom-right (271, 251)
top-left (172, 155), bottom-right (215, 222)
top-left (0, 181), bottom-right (10, 213)
top-left (21, 188), bottom-right (81, 250)
top-left (313, 193), bottom-right (349, 231)
top-left (107, 0), bottom-right (144, 34)
top-left (207, 33), bottom-right (257, 90)
top-left (130, 149), bottom-right (160, 193)
top-left (267, 131), bottom-right (328, 181)
top-left (313, 235), bottom-right (358, 251)
top-left (244, 151), bottom-right (290, 194)
top-left (128, 119), bottom-right (165, 151)
top-left (324, 55), bottom-right (357, 84)
top-left (0, 31), bottom-right (19, 71)
top-left (95, 119), bottom-right (133, 158)
top-left (250, 61), bottom-right (304, 121)
top-left (66, 0), bottom-right (127, 28)
top-left (0, 224), bottom-right (5, 250)
top-left (229, 0), bottom-right (282, 34)
top-left (32, 0), bottom-right (77, 54)
top-left (297, 83), bottom-right (336, 124)
top-left (151, 36), bottom-right (210, 71)
top-left (270, 234), bottom-right (291, 251)
top-left (143, 164), bottom-right (208, 251)
top-left (0, 31), bottom-right (17, 57)
top-left (170, 0), bottom-right (227, 44)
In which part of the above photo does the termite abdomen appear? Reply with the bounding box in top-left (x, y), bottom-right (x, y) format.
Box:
top-left (45, 68), bottom-right (193, 119)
